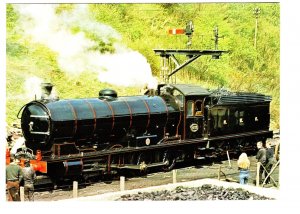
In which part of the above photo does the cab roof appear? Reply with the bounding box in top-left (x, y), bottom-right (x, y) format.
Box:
top-left (158, 84), bottom-right (211, 96)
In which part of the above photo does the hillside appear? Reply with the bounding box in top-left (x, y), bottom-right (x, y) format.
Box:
top-left (6, 3), bottom-right (280, 129)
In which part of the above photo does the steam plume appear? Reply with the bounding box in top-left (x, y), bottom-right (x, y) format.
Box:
top-left (24, 76), bottom-right (43, 99)
top-left (14, 4), bottom-right (157, 88)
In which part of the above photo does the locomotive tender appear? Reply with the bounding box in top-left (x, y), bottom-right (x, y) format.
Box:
top-left (18, 79), bottom-right (272, 180)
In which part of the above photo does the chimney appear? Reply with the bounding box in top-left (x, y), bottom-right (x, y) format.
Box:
top-left (40, 83), bottom-right (58, 102)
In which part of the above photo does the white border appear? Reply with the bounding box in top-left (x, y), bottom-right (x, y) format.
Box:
top-left (2, 0), bottom-right (300, 212)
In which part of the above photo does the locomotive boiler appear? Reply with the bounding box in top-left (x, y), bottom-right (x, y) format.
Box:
top-left (20, 88), bottom-right (180, 152)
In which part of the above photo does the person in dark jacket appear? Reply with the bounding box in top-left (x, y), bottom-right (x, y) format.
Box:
top-left (22, 159), bottom-right (37, 201)
top-left (6, 157), bottom-right (23, 201)
top-left (265, 141), bottom-right (275, 184)
top-left (256, 141), bottom-right (266, 184)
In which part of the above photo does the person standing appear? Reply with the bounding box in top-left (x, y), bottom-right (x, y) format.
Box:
top-left (6, 157), bottom-right (23, 201)
top-left (256, 141), bottom-right (266, 184)
top-left (237, 153), bottom-right (250, 184)
top-left (22, 159), bottom-right (37, 201)
top-left (265, 141), bottom-right (275, 184)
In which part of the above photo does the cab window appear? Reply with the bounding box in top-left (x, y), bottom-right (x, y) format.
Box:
top-left (187, 100), bottom-right (194, 116)
top-left (195, 100), bottom-right (202, 116)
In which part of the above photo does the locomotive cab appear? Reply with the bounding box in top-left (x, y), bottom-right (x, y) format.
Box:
top-left (185, 97), bottom-right (205, 139)
top-left (157, 84), bottom-right (211, 140)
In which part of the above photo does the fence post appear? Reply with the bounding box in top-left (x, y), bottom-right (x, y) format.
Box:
top-left (20, 186), bottom-right (25, 201)
top-left (73, 181), bottom-right (78, 198)
top-left (256, 162), bottom-right (261, 187)
top-left (218, 165), bottom-right (221, 180)
top-left (262, 160), bottom-right (279, 187)
top-left (172, 169), bottom-right (177, 183)
top-left (120, 176), bottom-right (125, 191)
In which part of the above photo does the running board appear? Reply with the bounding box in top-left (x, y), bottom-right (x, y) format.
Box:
top-left (109, 162), bottom-right (168, 170)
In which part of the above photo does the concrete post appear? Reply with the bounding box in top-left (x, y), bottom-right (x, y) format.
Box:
top-left (120, 176), bottom-right (125, 191)
top-left (73, 181), bottom-right (78, 198)
top-left (20, 186), bottom-right (25, 201)
top-left (173, 169), bottom-right (177, 183)
top-left (226, 151), bottom-right (232, 168)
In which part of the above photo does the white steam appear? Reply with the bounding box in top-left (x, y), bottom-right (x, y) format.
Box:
top-left (14, 4), bottom-right (157, 88)
top-left (24, 76), bottom-right (43, 99)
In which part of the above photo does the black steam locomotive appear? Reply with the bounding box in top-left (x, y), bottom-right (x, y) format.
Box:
top-left (18, 80), bottom-right (272, 180)
top-left (16, 29), bottom-right (273, 181)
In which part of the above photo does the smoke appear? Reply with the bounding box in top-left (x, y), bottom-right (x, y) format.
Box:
top-left (14, 4), bottom-right (158, 88)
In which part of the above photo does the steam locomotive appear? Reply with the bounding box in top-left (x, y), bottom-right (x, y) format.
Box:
top-left (12, 26), bottom-right (273, 181)
top-left (16, 80), bottom-right (272, 181)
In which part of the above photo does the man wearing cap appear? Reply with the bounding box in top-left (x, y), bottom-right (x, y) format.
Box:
top-left (6, 157), bottom-right (23, 201)
top-left (22, 159), bottom-right (36, 201)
